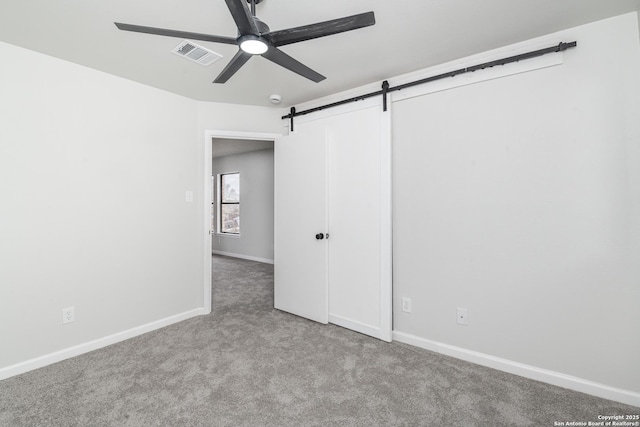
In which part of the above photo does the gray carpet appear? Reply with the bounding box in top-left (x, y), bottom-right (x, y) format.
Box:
top-left (1, 255), bottom-right (637, 426)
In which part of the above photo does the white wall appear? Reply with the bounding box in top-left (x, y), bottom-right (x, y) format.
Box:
top-left (286, 11), bottom-right (640, 405)
top-left (212, 148), bottom-right (274, 263)
top-left (197, 102), bottom-right (285, 136)
top-left (392, 12), bottom-right (640, 400)
top-left (0, 40), bottom-right (199, 371)
top-left (0, 41), bottom-right (282, 377)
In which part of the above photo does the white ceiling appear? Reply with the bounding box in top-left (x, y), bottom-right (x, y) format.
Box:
top-left (1, 0), bottom-right (639, 108)
top-left (213, 138), bottom-right (273, 158)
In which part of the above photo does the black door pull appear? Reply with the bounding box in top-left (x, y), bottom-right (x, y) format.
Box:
top-left (315, 233), bottom-right (324, 240)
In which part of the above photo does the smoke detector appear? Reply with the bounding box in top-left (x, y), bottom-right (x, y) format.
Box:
top-left (269, 94), bottom-right (282, 104)
top-left (171, 40), bottom-right (222, 66)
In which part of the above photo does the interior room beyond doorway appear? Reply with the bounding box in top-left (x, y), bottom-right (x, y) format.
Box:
top-left (211, 138), bottom-right (274, 265)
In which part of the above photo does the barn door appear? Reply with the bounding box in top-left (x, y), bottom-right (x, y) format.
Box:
top-left (274, 123), bottom-right (328, 323)
top-left (274, 102), bottom-right (392, 342)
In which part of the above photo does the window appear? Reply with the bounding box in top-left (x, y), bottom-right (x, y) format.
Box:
top-left (211, 176), bottom-right (215, 233)
top-left (219, 172), bottom-right (240, 234)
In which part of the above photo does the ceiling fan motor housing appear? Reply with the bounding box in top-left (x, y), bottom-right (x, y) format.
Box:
top-left (253, 18), bottom-right (270, 35)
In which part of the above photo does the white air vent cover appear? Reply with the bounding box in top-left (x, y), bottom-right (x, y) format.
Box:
top-left (171, 40), bottom-right (222, 66)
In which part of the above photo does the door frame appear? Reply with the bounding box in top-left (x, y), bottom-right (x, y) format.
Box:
top-left (202, 129), bottom-right (281, 314)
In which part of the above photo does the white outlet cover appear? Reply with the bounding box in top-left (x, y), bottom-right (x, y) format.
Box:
top-left (456, 307), bottom-right (468, 325)
top-left (401, 297), bottom-right (411, 313)
top-left (185, 191), bottom-right (194, 202)
top-left (62, 307), bottom-right (75, 324)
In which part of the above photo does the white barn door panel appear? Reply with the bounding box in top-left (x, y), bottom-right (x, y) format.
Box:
top-left (326, 106), bottom-right (389, 341)
top-left (274, 101), bottom-right (391, 342)
top-left (274, 124), bottom-right (328, 324)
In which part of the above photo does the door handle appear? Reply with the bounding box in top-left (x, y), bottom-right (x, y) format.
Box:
top-left (315, 233), bottom-right (324, 240)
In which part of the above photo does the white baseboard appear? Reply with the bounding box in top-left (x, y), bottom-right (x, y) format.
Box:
top-left (0, 308), bottom-right (207, 381)
top-left (212, 250), bottom-right (274, 264)
top-left (329, 314), bottom-right (389, 342)
top-left (393, 331), bottom-right (640, 408)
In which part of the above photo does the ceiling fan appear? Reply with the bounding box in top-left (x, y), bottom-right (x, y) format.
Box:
top-left (115, 0), bottom-right (375, 84)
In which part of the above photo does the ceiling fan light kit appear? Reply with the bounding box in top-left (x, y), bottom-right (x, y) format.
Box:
top-left (239, 35), bottom-right (268, 55)
top-left (115, 0), bottom-right (375, 84)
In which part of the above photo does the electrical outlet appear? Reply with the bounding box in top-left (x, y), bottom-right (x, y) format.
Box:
top-left (62, 307), bottom-right (75, 324)
top-left (401, 297), bottom-right (412, 313)
top-left (456, 307), bottom-right (468, 326)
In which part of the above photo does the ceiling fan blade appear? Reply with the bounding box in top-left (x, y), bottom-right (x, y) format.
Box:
top-left (224, 0), bottom-right (258, 35)
top-left (213, 50), bottom-right (253, 83)
top-left (262, 46), bottom-right (325, 83)
top-left (115, 23), bottom-right (237, 45)
top-left (266, 11), bottom-right (375, 47)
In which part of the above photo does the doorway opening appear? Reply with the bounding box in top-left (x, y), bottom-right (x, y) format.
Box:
top-left (203, 131), bottom-right (279, 314)
top-left (211, 137), bottom-right (274, 261)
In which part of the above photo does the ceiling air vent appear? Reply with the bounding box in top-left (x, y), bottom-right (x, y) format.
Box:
top-left (171, 40), bottom-right (222, 66)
